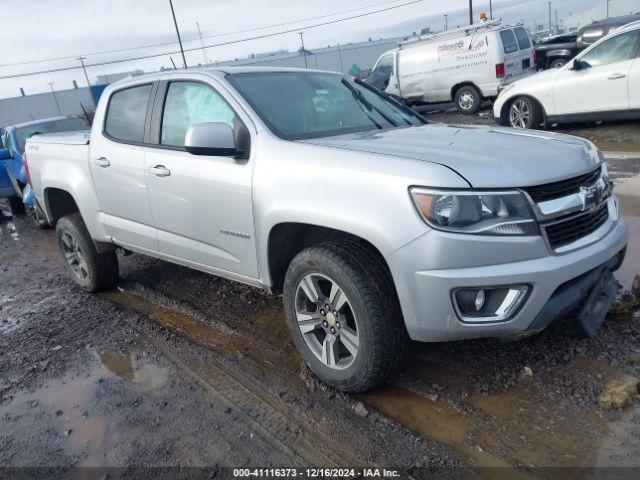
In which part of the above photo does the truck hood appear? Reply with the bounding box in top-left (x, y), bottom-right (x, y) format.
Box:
top-left (300, 123), bottom-right (601, 188)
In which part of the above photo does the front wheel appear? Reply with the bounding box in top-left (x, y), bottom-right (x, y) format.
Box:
top-left (454, 85), bottom-right (482, 114)
top-left (507, 96), bottom-right (543, 129)
top-left (56, 213), bottom-right (119, 292)
top-left (283, 240), bottom-right (406, 392)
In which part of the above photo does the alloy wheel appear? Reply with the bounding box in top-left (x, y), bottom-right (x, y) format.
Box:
top-left (60, 231), bottom-right (89, 281)
top-left (294, 273), bottom-right (359, 370)
top-left (509, 99), bottom-right (531, 128)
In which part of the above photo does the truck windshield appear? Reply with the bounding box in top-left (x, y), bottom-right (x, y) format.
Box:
top-left (16, 117), bottom-right (90, 152)
top-left (227, 72), bottom-right (425, 140)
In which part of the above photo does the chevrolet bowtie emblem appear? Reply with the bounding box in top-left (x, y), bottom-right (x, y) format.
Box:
top-left (579, 185), bottom-right (598, 212)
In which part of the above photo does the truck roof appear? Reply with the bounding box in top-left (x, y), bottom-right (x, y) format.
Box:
top-left (108, 66), bottom-right (339, 89)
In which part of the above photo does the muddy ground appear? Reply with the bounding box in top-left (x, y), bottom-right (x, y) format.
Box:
top-left (0, 118), bottom-right (639, 478)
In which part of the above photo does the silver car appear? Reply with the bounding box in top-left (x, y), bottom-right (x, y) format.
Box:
top-left (26, 67), bottom-right (628, 391)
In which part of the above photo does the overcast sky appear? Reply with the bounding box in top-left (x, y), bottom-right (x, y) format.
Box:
top-left (0, 0), bottom-right (637, 99)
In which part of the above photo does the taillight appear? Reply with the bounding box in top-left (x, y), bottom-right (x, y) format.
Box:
top-left (533, 50), bottom-right (537, 65)
top-left (23, 152), bottom-right (32, 186)
top-left (496, 63), bottom-right (505, 78)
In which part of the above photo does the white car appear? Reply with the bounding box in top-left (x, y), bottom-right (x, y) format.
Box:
top-left (494, 21), bottom-right (640, 129)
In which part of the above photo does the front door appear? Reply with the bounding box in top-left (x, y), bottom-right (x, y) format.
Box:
top-left (553, 29), bottom-right (640, 115)
top-left (89, 83), bottom-right (158, 250)
top-left (144, 79), bottom-right (258, 278)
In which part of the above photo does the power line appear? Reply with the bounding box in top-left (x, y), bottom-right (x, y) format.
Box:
top-left (0, 0), bottom-right (409, 68)
top-left (0, 0), bottom-right (424, 81)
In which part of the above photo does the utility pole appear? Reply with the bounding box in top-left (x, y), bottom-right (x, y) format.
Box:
top-left (469, 0), bottom-right (473, 25)
top-left (47, 82), bottom-right (62, 115)
top-left (337, 43), bottom-right (344, 73)
top-left (196, 21), bottom-right (208, 65)
top-left (299, 32), bottom-right (308, 69)
top-left (555, 10), bottom-right (559, 33)
top-left (444, 14), bottom-right (448, 31)
top-left (168, 0), bottom-right (187, 68)
top-left (77, 57), bottom-right (91, 88)
top-left (606, 0), bottom-right (610, 18)
top-left (548, 2), bottom-right (553, 34)
top-left (489, 0), bottom-right (493, 19)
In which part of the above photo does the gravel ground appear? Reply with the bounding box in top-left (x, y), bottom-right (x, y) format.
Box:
top-left (0, 116), bottom-right (639, 476)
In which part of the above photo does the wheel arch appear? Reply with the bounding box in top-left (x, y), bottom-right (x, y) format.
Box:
top-left (44, 187), bottom-right (115, 253)
top-left (266, 222), bottom-right (396, 298)
top-left (451, 81), bottom-right (483, 101)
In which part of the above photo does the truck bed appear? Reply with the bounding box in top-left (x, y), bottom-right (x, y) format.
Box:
top-left (28, 131), bottom-right (91, 145)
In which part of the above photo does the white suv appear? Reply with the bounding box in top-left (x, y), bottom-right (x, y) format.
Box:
top-left (494, 21), bottom-right (640, 129)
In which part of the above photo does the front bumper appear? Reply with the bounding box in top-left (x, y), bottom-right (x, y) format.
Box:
top-left (389, 210), bottom-right (628, 342)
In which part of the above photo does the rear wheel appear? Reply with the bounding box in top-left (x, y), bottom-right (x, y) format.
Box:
top-left (56, 213), bottom-right (119, 292)
top-left (283, 239), bottom-right (406, 392)
top-left (549, 58), bottom-right (568, 69)
top-left (508, 96), bottom-right (543, 129)
top-left (454, 85), bottom-right (482, 114)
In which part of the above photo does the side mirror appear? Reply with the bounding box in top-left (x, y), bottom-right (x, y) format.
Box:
top-left (0, 148), bottom-right (11, 160)
top-left (185, 122), bottom-right (242, 157)
top-left (572, 59), bottom-right (589, 71)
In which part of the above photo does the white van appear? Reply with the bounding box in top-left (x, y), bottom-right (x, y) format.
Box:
top-left (370, 20), bottom-right (536, 114)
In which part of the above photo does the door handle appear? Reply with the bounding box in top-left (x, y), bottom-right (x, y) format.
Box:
top-left (607, 73), bottom-right (626, 80)
top-left (149, 165), bottom-right (171, 177)
top-left (94, 157), bottom-right (110, 168)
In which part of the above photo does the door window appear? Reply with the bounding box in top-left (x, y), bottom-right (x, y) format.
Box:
top-left (500, 29), bottom-right (519, 54)
top-left (161, 82), bottom-right (237, 147)
top-left (580, 30), bottom-right (640, 67)
top-left (104, 84), bottom-right (152, 143)
top-left (375, 54), bottom-right (395, 75)
top-left (513, 27), bottom-right (532, 50)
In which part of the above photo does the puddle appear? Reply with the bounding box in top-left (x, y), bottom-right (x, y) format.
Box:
top-left (100, 290), bottom-right (303, 380)
top-left (100, 290), bottom-right (248, 354)
top-left (360, 358), bottom-right (637, 471)
top-left (359, 385), bottom-right (515, 470)
top-left (1, 341), bottom-right (168, 466)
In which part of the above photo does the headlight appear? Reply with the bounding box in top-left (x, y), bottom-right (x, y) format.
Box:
top-left (410, 188), bottom-right (538, 236)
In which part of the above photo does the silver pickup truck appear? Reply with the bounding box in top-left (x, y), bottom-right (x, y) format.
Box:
top-left (25, 67), bottom-right (628, 392)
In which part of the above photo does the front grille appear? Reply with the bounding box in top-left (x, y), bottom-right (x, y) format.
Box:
top-left (544, 203), bottom-right (609, 249)
top-left (523, 167), bottom-right (601, 203)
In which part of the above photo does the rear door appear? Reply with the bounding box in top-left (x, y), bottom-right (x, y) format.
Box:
top-left (500, 28), bottom-right (533, 82)
top-left (144, 76), bottom-right (258, 278)
top-left (89, 82), bottom-right (159, 250)
top-left (553, 29), bottom-right (640, 115)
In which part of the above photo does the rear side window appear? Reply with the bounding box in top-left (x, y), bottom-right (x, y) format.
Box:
top-left (105, 84), bottom-right (152, 143)
top-left (500, 29), bottom-right (519, 54)
top-left (514, 27), bottom-right (532, 50)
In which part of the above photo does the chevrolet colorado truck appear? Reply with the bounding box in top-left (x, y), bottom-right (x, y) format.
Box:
top-left (25, 67), bottom-right (628, 392)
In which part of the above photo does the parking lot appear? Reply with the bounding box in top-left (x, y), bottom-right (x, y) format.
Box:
top-left (1, 112), bottom-right (639, 475)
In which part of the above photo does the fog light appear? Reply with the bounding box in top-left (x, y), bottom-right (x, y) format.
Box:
top-left (453, 285), bottom-right (529, 323)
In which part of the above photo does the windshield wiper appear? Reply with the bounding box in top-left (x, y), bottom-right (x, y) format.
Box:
top-left (341, 78), bottom-right (398, 128)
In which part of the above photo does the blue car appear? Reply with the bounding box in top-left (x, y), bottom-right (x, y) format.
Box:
top-left (0, 116), bottom-right (90, 225)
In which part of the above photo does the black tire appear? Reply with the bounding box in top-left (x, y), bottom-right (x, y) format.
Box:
top-left (283, 239), bottom-right (406, 392)
top-left (55, 213), bottom-right (119, 292)
top-left (549, 58), bottom-right (568, 69)
top-left (8, 196), bottom-right (25, 214)
top-left (454, 85), bottom-right (482, 114)
top-left (506, 96), bottom-right (544, 129)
